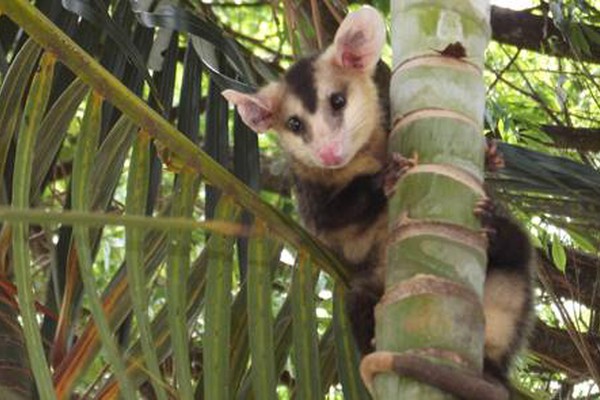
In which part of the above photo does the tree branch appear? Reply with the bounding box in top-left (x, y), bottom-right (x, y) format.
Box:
top-left (491, 6), bottom-right (600, 64)
top-left (542, 125), bottom-right (600, 152)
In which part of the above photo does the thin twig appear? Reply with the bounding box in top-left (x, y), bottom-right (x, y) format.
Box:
top-left (487, 47), bottom-right (521, 92)
top-left (221, 23), bottom-right (293, 62)
top-left (556, 58), bottom-right (573, 127)
top-left (322, 0), bottom-right (344, 23)
top-left (281, 0), bottom-right (299, 57)
top-left (486, 62), bottom-right (562, 125)
top-left (309, 0), bottom-right (324, 50)
top-left (538, 264), bottom-right (600, 385)
top-left (203, 1), bottom-right (270, 7)
top-left (499, 45), bottom-right (563, 125)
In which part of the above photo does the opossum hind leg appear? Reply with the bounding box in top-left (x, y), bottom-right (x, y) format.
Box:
top-left (480, 206), bottom-right (534, 381)
top-left (483, 266), bottom-right (533, 381)
top-left (346, 283), bottom-right (381, 355)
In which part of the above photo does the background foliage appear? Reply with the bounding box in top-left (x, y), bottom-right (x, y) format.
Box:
top-left (0, 0), bottom-right (599, 399)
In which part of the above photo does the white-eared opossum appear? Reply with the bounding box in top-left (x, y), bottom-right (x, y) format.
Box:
top-left (223, 6), bottom-right (533, 397)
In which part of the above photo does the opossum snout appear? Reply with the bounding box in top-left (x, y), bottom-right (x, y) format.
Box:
top-left (318, 142), bottom-right (344, 166)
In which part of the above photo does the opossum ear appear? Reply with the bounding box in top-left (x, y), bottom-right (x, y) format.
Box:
top-left (222, 84), bottom-right (280, 133)
top-left (332, 6), bottom-right (386, 72)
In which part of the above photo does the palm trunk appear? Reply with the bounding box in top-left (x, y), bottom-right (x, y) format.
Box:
top-left (374, 1), bottom-right (491, 398)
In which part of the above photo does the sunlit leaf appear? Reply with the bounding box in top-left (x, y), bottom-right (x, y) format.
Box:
top-left (551, 235), bottom-right (567, 273)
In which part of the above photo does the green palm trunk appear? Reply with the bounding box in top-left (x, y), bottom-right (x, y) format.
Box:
top-left (373, 1), bottom-right (491, 398)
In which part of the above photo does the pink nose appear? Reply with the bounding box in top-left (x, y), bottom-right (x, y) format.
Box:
top-left (318, 143), bottom-right (343, 166)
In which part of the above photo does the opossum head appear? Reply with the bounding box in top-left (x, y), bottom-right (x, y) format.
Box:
top-left (223, 6), bottom-right (386, 169)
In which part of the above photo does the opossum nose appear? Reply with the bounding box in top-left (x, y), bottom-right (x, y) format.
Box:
top-left (318, 143), bottom-right (343, 166)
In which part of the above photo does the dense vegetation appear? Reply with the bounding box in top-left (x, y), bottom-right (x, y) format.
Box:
top-left (0, 0), bottom-right (599, 398)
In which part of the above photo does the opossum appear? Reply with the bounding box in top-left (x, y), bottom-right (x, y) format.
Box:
top-left (223, 6), bottom-right (533, 397)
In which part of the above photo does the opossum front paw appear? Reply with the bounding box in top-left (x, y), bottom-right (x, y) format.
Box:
top-left (474, 196), bottom-right (497, 241)
top-left (485, 139), bottom-right (505, 172)
top-left (383, 152), bottom-right (417, 197)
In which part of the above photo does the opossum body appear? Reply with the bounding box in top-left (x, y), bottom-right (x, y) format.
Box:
top-left (223, 6), bottom-right (533, 389)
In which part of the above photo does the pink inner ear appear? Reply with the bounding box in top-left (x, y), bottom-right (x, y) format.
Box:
top-left (332, 7), bottom-right (385, 72)
top-left (238, 98), bottom-right (273, 132)
top-left (248, 106), bottom-right (271, 127)
top-left (222, 89), bottom-right (275, 132)
top-left (334, 29), bottom-right (380, 71)
top-left (342, 51), bottom-right (365, 69)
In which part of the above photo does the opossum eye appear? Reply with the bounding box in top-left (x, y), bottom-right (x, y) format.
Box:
top-left (286, 116), bottom-right (304, 133)
top-left (330, 93), bottom-right (346, 111)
